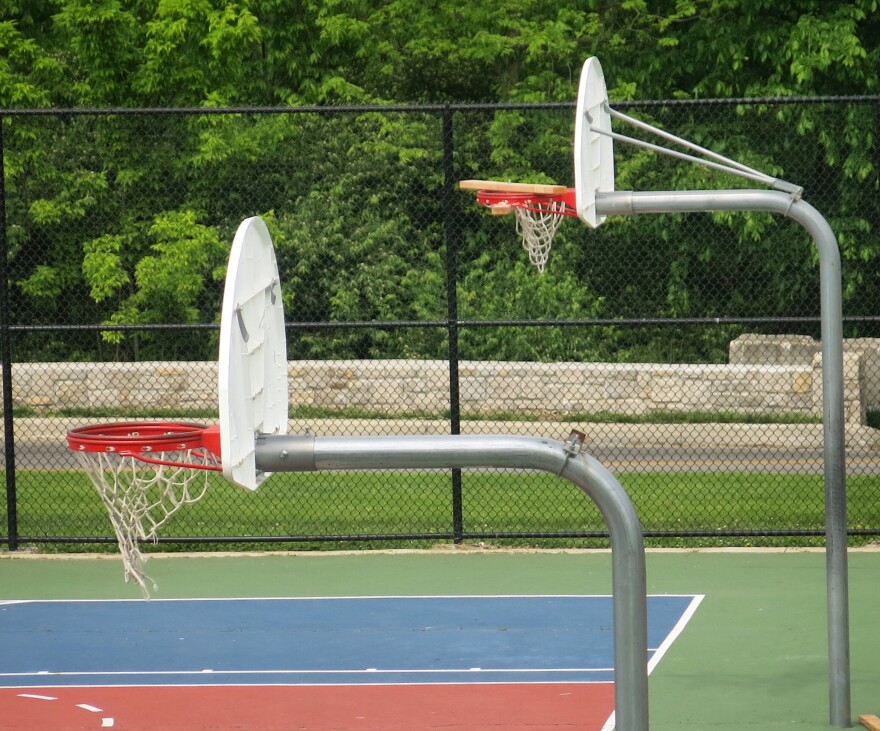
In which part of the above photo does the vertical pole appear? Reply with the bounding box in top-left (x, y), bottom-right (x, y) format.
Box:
top-left (791, 202), bottom-right (850, 729)
top-left (441, 106), bottom-right (463, 542)
top-left (0, 117), bottom-right (17, 551)
top-left (597, 189), bottom-right (851, 727)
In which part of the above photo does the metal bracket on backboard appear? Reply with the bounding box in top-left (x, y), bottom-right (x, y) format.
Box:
top-left (234, 305), bottom-right (249, 343)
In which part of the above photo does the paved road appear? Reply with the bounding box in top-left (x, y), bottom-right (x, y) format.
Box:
top-left (4, 435), bottom-right (880, 474)
top-left (593, 445), bottom-right (880, 474)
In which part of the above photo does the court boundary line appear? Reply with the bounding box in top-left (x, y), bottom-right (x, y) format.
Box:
top-left (4, 668), bottom-right (618, 680)
top-left (599, 594), bottom-right (704, 731)
top-left (647, 594), bottom-right (705, 674)
top-left (8, 680), bottom-right (616, 690)
top-left (1, 592), bottom-right (701, 604)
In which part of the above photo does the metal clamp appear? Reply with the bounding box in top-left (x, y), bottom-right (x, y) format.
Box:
top-left (558, 429), bottom-right (587, 475)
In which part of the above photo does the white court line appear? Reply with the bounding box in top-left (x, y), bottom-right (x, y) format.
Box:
top-left (648, 594), bottom-right (705, 675)
top-left (0, 594), bottom-right (619, 604)
top-left (15, 693), bottom-right (115, 728)
top-left (0, 666), bottom-right (614, 679)
top-left (601, 594), bottom-right (705, 731)
top-left (9, 679), bottom-right (615, 690)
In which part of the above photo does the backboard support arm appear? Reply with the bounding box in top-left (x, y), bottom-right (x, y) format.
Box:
top-left (601, 107), bottom-right (804, 197)
top-left (255, 432), bottom-right (650, 731)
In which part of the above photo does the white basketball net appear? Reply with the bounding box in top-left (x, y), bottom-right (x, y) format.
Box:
top-left (76, 449), bottom-right (217, 598)
top-left (513, 201), bottom-right (567, 273)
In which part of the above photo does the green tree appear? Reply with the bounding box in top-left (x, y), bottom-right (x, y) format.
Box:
top-left (2, 0), bottom-right (880, 363)
top-left (83, 210), bottom-right (227, 356)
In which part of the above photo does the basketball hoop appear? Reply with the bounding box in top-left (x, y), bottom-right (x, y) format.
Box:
top-left (67, 421), bottom-right (222, 597)
top-left (460, 181), bottom-right (577, 273)
top-left (461, 58), bottom-right (802, 277)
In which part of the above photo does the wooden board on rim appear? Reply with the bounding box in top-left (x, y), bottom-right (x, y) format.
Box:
top-left (459, 179), bottom-right (568, 195)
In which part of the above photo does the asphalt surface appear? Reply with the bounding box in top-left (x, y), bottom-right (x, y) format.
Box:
top-left (4, 418), bottom-right (880, 474)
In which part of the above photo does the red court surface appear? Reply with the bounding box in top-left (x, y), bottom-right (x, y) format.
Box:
top-left (4, 683), bottom-right (616, 730)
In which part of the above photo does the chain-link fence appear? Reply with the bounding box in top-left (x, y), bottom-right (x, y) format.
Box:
top-left (1, 98), bottom-right (879, 551)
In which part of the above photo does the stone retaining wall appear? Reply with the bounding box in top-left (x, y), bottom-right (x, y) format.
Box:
top-left (4, 348), bottom-right (868, 424)
top-left (731, 333), bottom-right (880, 411)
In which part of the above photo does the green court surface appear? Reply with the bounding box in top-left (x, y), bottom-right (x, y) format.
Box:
top-left (1, 547), bottom-right (877, 730)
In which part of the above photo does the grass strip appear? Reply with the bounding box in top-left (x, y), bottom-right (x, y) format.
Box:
top-left (3, 469), bottom-right (878, 552)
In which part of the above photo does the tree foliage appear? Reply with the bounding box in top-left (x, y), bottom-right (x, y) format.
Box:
top-left (7, 0), bottom-right (877, 104)
top-left (2, 1), bottom-right (879, 361)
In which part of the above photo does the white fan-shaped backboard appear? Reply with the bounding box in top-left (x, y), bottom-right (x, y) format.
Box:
top-left (574, 57), bottom-right (615, 227)
top-left (218, 217), bottom-right (288, 490)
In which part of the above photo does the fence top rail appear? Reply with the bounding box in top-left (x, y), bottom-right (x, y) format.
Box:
top-left (1, 315), bottom-right (844, 334)
top-left (1, 95), bottom-right (879, 117)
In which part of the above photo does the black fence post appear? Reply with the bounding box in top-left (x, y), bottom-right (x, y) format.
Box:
top-left (442, 106), bottom-right (464, 543)
top-left (0, 117), bottom-right (18, 551)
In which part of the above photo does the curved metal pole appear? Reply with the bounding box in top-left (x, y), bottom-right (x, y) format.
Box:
top-left (256, 433), bottom-right (649, 731)
top-left (598, 189), bottom-right (850, 728)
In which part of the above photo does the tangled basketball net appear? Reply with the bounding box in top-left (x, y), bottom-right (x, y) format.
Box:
top-left (513, 200), bottom-right (569, 273)
top-left (67, 422), bottom-right (221, 598)
top-left (460, 182), bottom-right (577, 273)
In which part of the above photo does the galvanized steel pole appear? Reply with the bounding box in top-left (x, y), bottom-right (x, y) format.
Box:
top-left (253, 189), bottom-right (848, 729)
top-left (256, 433), bottom-right (650, 731)
top-left (597, 189), bottom-right (850, 728)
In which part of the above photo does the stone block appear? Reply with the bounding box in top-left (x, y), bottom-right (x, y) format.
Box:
top-left (813, 351), bottom-right (866, 425)
top-left (729, 333), bottom-right (820, 365)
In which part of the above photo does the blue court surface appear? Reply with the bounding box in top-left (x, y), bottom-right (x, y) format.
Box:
top-left (1, 594), bottom-right (702, 688)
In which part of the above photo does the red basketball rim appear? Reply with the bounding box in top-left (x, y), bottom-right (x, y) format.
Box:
top-left (67, 421), bottom-right (221, 457)
top-left (474, 188), bottom-right (578, 216)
